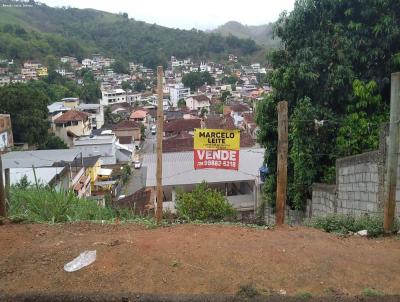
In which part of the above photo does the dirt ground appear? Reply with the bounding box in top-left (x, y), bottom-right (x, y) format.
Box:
top-left (1, 222), bottom-right (400, 300)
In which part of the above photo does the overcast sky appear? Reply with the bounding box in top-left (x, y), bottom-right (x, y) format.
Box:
top-left (39, 0), bottom-right (295, 30)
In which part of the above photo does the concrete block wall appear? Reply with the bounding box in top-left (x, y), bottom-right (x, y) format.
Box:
top-left (336, 152), bottom-right (382, 215)
top-left (311, 184), bottom-right (336, 216)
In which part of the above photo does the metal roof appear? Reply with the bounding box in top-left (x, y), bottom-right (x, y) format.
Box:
top-left (2, 149), bottom-right (81, 169)
top-left (143, 148), bottom-right (264, 187)
top-left (9, 167), bottom-right (67, 186)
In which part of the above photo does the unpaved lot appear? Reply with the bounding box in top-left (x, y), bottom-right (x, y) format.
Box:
top-left (0, 223), bottom-right (400, 298)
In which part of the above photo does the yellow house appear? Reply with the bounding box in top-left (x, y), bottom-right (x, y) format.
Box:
top-left (37, 67), bottom-right (48, 77)
top-left (85, 156), bottom-right (102, 191)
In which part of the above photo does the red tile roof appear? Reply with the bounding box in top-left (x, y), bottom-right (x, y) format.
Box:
top-left (163, 133), bottom-right (194, 153)
top-left (240, 132), bottom-right (255, 148)
top-left (118, 136), bottom-right (133, 144)
top-left (54, 110), bottom-right (88, 123)
top-left (163, 119), bottom-right (201, 133)
top-left (231, 102), bottom-right (251, 113)
top-left (113, 120), bottom-right (140, 130)
top-left (191, 95), bottom-right (210, 102)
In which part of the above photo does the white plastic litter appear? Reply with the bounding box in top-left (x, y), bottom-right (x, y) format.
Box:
top-left (357, 230), bottom-right (368, 237)
top-left (64, 250), bottom-right (96, 272)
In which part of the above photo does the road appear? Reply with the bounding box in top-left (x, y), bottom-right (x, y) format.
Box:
top-left (124, 124), bottom-right (156, 196)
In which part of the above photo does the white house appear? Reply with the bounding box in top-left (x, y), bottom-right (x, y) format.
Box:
top-left (170, 84), bottom-right (190, 107)
top-left (143, 149), bottom-right (264, 216)
top-left (77, 104), bottom-right (104, 130)
top-left (100, 88), bottom-right (127, 106)
top-left (185, 95), bottom-right (210, 111)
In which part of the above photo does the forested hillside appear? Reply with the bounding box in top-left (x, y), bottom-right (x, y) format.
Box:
top-left (0, 2), bottom-right (260, 67)
top-left (212, 21), bottom-right (279, 48)
top-left (256, 0), bottom-right (400, 211)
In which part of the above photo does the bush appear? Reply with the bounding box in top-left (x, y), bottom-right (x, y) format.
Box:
top-left (175, 182), bottom-right (236, 222)
top-left (305, 214), bottom-right (400, 237)
top-left (7, 187), bottom-right (137, 223)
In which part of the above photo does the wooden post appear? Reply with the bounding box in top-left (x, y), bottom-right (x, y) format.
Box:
top-left (384, 72), bottom-right (400, 233)
top-left (156, 66), bottom-right (164, 223)
top-left (5, 168), bottom-right (10, 205)
top-left (276, 101), bottom-right (288, 225)
top-left (0, 153), bottom-right (6, 217)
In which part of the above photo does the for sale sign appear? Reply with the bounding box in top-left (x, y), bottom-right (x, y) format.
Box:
top-left (193, 129), bottom-right (240, 170)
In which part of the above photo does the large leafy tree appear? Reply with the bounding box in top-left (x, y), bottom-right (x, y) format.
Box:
top-left (182, 71), bottom-right (215, 92)
top-left (0, 83), bottom-right (50, 146)
top-left (256, 0), bottom-right (399, 210)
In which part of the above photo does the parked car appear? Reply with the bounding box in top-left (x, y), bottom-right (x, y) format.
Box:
top-left (134, 160), bottom-right (141, 169)
top-left (151, 125), bottom-right (156, 135)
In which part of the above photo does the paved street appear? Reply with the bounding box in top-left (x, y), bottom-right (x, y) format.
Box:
top-left (124, 124), bottom-right (156, 196)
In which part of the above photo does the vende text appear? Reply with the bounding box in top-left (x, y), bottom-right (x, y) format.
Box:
top-left (194, 149), bottom-right (239, 170)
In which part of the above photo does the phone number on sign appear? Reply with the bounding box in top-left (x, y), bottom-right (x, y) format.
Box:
top-left (196, 160), bottom-right (237, 168)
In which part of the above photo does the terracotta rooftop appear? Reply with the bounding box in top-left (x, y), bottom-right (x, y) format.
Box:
top-left (163, 133), bottom-right (194, 153)
top-left (54, 110), bottom-right (89, 124)
top-left (191, 95), bottom-right (210, 102)
top-left (164, 119), bottom-right (201, 133)
top-left (113, 120), bottom-right (140, 130)
top-left (118, 136), bottom-right (133, 144)
top-left (231, 102), bottom-right (251, 113)
top-left (130, 110), bottom-right (148, 119)
top-left (240, 132), bottom-right (255, 148)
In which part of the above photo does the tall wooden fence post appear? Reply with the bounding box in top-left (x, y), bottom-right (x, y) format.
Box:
top-left (156, 66), bottom-right (164, 224)
top-left (276, 101), bottom-right (288, 225)
top-left (0, 154), bottom-right (6, 217)
top-left (384, 72), bottom-right (400, 233)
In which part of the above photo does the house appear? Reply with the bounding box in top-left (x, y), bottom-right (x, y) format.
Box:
top-left (111, 103), bottom-right (131, 119)
top-left (62, 97), bottom-right (80, 109)
top-left (242, 113), bottom-right (258, 138)
top-left (21, 68), bottom-right (37, 80)
top-left (9, 166), bottom-right (70, 191)
top-left (36, 67), bottom-right (48, 77)
top-left (113, 120), bottom-right (141, 141)
top-left (47, 102), bottom-right (70, 118)
top-left (143, 149), bottom-right (264, 217)
top-left (1, 149), bottom-right (90, 196)
top-left (0, 114), bottom-right (14, 152)
top-left (77, 103), bottom-right (104, 130)
top-left (163, 119), bottom-right (201, 137)
top-left (53, 110), bottom-right (91, 147)
top-left (73, 134), bottom-right (117, 165)
top-left (129, 110), bottom-right (148, 124)
top-left (162, 132), bottom-right (194, 153)
top-left (185, 95), bottom-right (211, 112)
top-left (100, 88), bottom-right (127, 106)
top-left (226, 102), bottom-right (252, 127)
top-left (170, 84), bottom-right (190, 107)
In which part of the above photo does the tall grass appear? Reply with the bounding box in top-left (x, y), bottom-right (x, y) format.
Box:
top-left (7, 187), bottom-right (139, 223)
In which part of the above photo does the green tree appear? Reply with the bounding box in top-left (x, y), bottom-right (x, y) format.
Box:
top-left (220, 91), bottom-right (231, 103)
top-left (39, 134), bottom-right (68, 150)
top-left (177, 98), bottom-right (186, 108)
top-left (0, 84), bottom-right (49, 146)
top-left (111, 60), bottom-right (129, 74)
top-left (182, 72), bottom-right (215, 92)
top-left (175, 182), bottom-right (236, 221)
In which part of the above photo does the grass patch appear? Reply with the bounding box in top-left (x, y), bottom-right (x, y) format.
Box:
top-left (296, 291), bottom-right (312, 299)
top-left (236, 283), bottom-right (260, 299)
top-left (6, 187), bottom-right (144, 224)
top-left (362, 288), bottom-right (384, 297)
top-left (304, 214), bottom-right (400, 237)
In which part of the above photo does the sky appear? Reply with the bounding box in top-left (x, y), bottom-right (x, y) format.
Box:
top-left (39, 0), bottom-right (295, 30)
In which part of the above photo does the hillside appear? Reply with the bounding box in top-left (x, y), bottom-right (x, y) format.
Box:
top-left (0, 3), bottom-right (260, 67)
top-left (212, 21), bottom-right (280, 48)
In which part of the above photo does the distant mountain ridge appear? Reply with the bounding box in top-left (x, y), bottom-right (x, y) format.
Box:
top-left (212, 21), bottom-right (280, 48)
top-left (0, 3), bottom-right (261, 68)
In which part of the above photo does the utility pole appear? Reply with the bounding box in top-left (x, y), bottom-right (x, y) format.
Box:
top-left (276, 101), bottom-right (288, 225)
top-left (384, 72), bottom-right (400, 233)
top-left (0, 153), bottom-right (6, 217)
top-left (156, 66), bottom-right (164, 224)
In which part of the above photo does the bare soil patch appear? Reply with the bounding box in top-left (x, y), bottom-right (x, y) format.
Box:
top-left (1, 223), bottom-right (400, 299)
